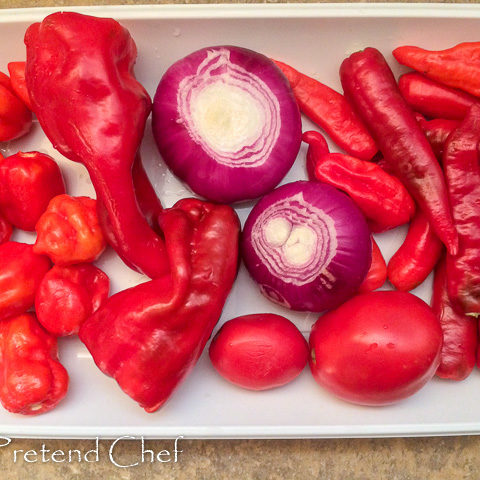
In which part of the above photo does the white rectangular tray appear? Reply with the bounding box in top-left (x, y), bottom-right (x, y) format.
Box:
top-left (1, 3), bottom-right (480, 439)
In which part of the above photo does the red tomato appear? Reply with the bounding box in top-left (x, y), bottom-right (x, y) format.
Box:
top-left (209, 313), bottom-right (309, 390)
top-left (309, 291), bottom-right (442, 406)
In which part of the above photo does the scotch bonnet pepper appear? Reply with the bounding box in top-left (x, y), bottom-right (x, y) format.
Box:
top-left (25, 12), bottom-right (169, 278)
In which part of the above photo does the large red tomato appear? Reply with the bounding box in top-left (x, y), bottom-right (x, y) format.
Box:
top-left (309, 291), bottom-right (442, 405)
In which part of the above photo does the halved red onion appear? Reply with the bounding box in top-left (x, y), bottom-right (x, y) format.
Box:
top-left (242, 181), bottom-right (372, 312)
top-left (152, 45), bottom-right (302, 204)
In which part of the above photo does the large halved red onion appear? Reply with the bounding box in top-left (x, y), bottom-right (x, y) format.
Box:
top-left (152, 45), bottom-right (302, 204)
top-left (242, 181), bottom-right (372, 312)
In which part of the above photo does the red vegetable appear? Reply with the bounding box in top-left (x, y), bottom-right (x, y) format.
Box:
top-left (273, 60), bottom-right (377, 160)
top-left (443, 103), bottom-right (480, 316)
top-left (25, 12), bottom-right (168, 278)
top-left (309, 291), bottom-right (443, 406)
top-left (35, 264), bottom-right (110, 336)
top-left (0, 213), bottom-right (12, 244)
top-left (0, 242), bottom-right (51, 322)
top-left (387, 210), bottom-right (443, 292)
top-left (304, 130), bottom-right (329, 181)
top-left (398, 72), bottom-right (477, 120)
top-left (209, 313), bottom-right (308, 390)
top-left (340, 47), bottom-right (458, 256)
top-left (0, 151), bottom-right (66, 231)
top-left (152, 46), bottom-right (302, 204)
top-left (303, 130), bottom-right (415, 233)
top-left (432, 257), bottom-right (477, 381)
top-left (393, 42), bottom-right (480, 97)
top-left (358, 237), bottom-right (387, 293)
top-left (7, 62), bottom-right (33, 111)
top-left (417, 117), bottom-right (460, 160)
top-left (242, 181), bottom-right (371, 312)
top-left (34, 195), bottom-right (106, 265)
top-left (0, 313), bottom-right (68, 415)
top-left (0, 70), bottom-right (31, 142)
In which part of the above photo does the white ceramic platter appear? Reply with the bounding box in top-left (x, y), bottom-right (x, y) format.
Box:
top-left (0, 3), bottom-right (479, 439)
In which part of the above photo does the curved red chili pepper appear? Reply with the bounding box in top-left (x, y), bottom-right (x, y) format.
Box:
top-left (358, 237), bottom-right (387, 293)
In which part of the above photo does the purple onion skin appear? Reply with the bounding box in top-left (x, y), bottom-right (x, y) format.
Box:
top-left (242, 181), bottom-right (372, 312)
top-left (152, 45), bottom-right (302, 204)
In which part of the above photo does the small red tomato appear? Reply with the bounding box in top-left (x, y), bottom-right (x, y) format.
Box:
top-left (309, 291), bottom-right (442, 406)
top-left (0, 151), bottom-right (66, 231)
top-left (0, 242), bottom-right (51, 321)
top-left (209, 313), bottom-right (309, 390)
top-left (35, 264), bottom-right (110, 336)
top-left (34, 195), bottom-right (106, 265)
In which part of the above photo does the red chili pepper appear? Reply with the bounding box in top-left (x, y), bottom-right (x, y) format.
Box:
top-left (0, 313), bottom-right (68, 415)
top-left (25, 12), bottom-right (168, 278)
top-left (79, 199), bottom-right (240, 412)
top-left (387, 210), bottom-right (444, 291)
top-left (432, 256), bottom-right (477, 381)
top-left (35, 264), bottom-right (110, 337)
top-left (443, 103), bottom-right (480, 316)
top-left (0, 151), bottom-right (66, 231)
top-left (340, 47), bottom-right (458, 255)
top-left (416, 117), bottom-right (460, 160)
top-left (303, 130), bottom-right (329, 181)
top-left (393, 42), bottom-right (480, 97)
top-left (358, 237), bottom-right (387, 293)
top-left (0, 213), bottom-right (12, 244)
top-left (303, 130), bottom-right (415, 232)
top-left (34, 195), bottom-right (106, 265)
top-left (7, 62), bottom-right (33, 111)
top-left (0, 70), bottom-right (32, 142)
top-left (398, 72), bottom-right (477, 121)
top-left (274, 60), bottom-right (377, 160)
top-left (0, 242), bottom-right (51, 322)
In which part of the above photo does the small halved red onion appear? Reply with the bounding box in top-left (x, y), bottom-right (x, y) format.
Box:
top-left (241, 181), bottom-right (372, 312)
top-left (152, 45), bottom-right (302, 204)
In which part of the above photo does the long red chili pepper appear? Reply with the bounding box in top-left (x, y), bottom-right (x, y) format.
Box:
top-left (416, 117), bottom-right (460, 160)
top-left (340, 47), bottom-right (458, 256)
top-left (443, 103), bottom-right (480, 316)
top-left (387, 210), bottom-right (443, 292)
top-left (393, 42), bottom-right (480, 97)
top-left (398, 72), bottom-right (477, 121)
top-left (432, 257), bottom-right (477, 381)
top-left (274, 60), bottom-right (377, 160)
top-left (358, 237), bottom-right (387, 293)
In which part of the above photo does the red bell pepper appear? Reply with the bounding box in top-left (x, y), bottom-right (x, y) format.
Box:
top-left (393, 42), bottom-right (480, 97)
top-left (398, 72), bottom-right (477, 121)
top-left (0, 313), bottom-right (68, 415)
top-left (443, 103), bottom-right (480, 316)
top-left (80, 199), bottom-right (240, 412)
top-left (340, 47), bottom-right (458, 256)
top-left (0, 242), bottom-right (51, 322)
top-left (34, 195), bottom-right (106, 266)
top-left (0, 151), bottom-right (65, 231)
top-left (0, 213), bottom-right (12, 244)
top-left (25, 12), bottom-right (168, 278)
top-left (7, 62), bottom-right (33, 111)
top-left (387, 210), bottom-right (444, 292)
top-left (358, 237), bottom-right (387, 293)
top-left (274, 60), bottom-right (377, 160)
top-left (432, 257), bottom-right (477, 381)
top-left (0, 71), bottom-right (31, 142)
top-left (303, 130), bottom-right (415, 233)
top-left (35, 264), bottom-right (110, 336)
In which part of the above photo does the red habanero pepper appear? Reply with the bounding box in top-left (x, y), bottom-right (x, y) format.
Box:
top-left (303, 130), bottom-right (415, 232)
top-left (79, 199), bottom-right (240, 412)
top-left (7, 62), bottom-right (33, 111)
top-left (358, 237), bottom-right (387, 293)
top-left (0, 242), bottom-right (51, 321)
top-left (416, 117), bottom-right (460, 160)
top-left (0, 71), bottom-right (31, 142)
top-left (0, 151), bottom-right (65, 231)
top-left (432, 256), bottom-right (477, 381)
top-left (443, 103), bottom-right (480, 316)
top-left (340, 47), bottom-right (458, 255)
top-left (34, 195), bottom-right (106, 265)
top-left (274, 60), bottom-right (377, 160)
top-left (0, 213), bottom-right (12, 244)
top-left (393, 42), bottom-right (480, 97)
top-left (398, 72), bottom-right (477, 121)
top-left (0, 313), bottom-right (68, 415)
top-left (387, 210), bottom-right (444, 292)
top-left (35, 264), bottom-right (109, 337)
top-left (25, 12), bottom-right (168, 278)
